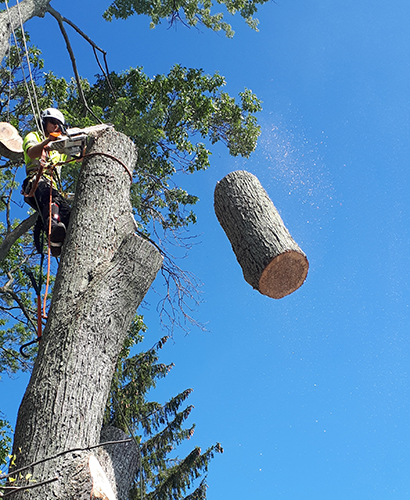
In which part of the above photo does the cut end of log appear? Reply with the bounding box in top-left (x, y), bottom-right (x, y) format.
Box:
top-left (259, 251), bottom-right (309, 299)
top-left (0, 122), bottom-right (23, 152)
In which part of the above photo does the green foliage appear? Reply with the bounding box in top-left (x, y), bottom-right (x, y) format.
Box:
top-left (103, 0), bottom-right (270, 37)
top-left (53, 64), bottom-right (261, 232)
top-left (0, 416), bottom-right (11, 470)
top-left (106, 321), bottom-right (223, 500)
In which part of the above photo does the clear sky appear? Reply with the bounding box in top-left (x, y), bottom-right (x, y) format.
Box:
top-left (2, 0), bottom-right (410, 499)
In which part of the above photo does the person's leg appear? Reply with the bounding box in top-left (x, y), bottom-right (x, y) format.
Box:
top-left (34, 179), bottom-right (68, 256)
top-left (52, 191), bottom-right (71, 229)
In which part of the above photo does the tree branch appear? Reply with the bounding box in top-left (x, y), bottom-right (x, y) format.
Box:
top-left (0, 0), bottom-right (53, 63)
top-left (1, 439), bottom-right (132, 481)
top-left (45, 7), bottom-right (102, 122)
top-left (1, 477), bottom-right (58, 498)
top-left (46, 5), bottom-right (117, 100)
top-left (0, 213), bottom-right (37, 262)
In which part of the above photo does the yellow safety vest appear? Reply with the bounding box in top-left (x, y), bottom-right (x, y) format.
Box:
top-left (23, 131), bottom-right (68, 186)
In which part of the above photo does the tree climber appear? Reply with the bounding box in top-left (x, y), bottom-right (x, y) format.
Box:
top-left (22, 108), bottom-right (71, 257)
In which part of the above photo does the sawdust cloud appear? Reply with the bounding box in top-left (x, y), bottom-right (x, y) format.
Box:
top-left (249, 115), bottom-right (337, 238)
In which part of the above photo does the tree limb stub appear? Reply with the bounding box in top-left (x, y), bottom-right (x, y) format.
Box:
top-left (214, 170), bottom-right (308, 299)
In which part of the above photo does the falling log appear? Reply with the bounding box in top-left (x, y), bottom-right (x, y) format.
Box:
top-left (214, 170), bottom-right (308, 299)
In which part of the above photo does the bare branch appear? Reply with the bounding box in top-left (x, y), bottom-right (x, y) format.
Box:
top-left (2, 477), bottom-right (58, 497)
top-left (45, 7), bottom-right (102, 122)
top-left (0, 213), bottom-right (37, 262)
top-left (1, 439), bottom-right (132, 481)
top-left (45, 6), bottom-right (117, 100)
top-left (46, 5), bottom-right (105, 53)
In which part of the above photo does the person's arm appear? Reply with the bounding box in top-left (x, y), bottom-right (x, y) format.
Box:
top-left (26, 137), bottom-right (53, 160)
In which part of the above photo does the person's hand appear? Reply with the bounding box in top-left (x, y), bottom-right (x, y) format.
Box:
top-left (43, 132), bottom-right (61, 151)
top-left (48, 131), bottom-right (61, 141)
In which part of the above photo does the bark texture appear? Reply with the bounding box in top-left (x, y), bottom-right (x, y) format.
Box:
top-left (10, 129), bottom-right (162, 499)
top-left (214, 170), bottom-right (308, 299)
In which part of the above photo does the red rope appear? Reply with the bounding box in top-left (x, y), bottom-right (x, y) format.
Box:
top-left (26, 147), bottom-right (133, 323)
top-left (42, 169), bottom-right (53, 319)
top-left (36, 295), bottom-right (42, 339)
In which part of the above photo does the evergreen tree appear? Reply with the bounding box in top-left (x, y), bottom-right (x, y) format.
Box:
top-left (105, 320), bottom-right (223, 499)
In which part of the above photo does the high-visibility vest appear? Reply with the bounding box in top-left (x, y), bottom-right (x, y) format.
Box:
top-left (23, 131), bottom-right (67, 184)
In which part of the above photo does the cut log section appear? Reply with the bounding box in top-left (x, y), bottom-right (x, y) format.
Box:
top-left (214, 170), bottom-right (308, 299)
top-left (0, 122), bottom-right (24, 162)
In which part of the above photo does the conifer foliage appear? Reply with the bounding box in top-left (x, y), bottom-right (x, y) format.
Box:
top-left (105, 319), bottom-right (223, 500)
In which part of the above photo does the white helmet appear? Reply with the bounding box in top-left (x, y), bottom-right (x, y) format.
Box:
top-left (41, 108), bottom-right (65, 125)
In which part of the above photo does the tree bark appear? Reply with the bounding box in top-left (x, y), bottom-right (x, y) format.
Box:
top-left (0, 0), bottom-right (53, 63)
top-left (214, 170), bottom-right (308, 299)
top-left (9, 129), bottom-right (162, 499)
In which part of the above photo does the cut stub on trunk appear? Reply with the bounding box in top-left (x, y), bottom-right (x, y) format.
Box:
top-left (214, 170), bottom-right (308, 299)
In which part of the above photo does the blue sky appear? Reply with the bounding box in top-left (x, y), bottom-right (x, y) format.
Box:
top-left (3, 0), bottom-right (410, 498)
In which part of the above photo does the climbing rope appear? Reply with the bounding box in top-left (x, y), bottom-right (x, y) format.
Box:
top-left (19, 139), bottom-right (133, 357)
top-left (19, 247), bottom-right (44, 357)
top-left (83, 151), bottom-right (133, 182)
top-left (42, 169), bottom-right (54, 318)
top-left (4, 0), bottom-right (42, 133)
top-left (6, 36), bottom-right (12, 122)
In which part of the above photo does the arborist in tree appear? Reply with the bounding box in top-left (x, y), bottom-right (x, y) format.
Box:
top-left (22, 108), bottom-right (71, 257)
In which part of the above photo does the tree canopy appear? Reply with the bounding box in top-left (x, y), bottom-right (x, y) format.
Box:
top-left (102, 0), bottom-right (270, 36)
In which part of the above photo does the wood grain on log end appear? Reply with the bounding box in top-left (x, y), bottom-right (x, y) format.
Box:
top-left (259, 250), bottom-right (309, 299)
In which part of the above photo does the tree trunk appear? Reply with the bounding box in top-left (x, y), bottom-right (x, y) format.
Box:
top-left (214, 170), bottom-right (308, 299)
top-left (0, 0), bottom-right (53, 63)
top-left (9, 128), bottom-right (162, 499)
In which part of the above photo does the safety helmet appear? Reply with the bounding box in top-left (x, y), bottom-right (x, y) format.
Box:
top-left (41, 108), bottom-right (66, 126)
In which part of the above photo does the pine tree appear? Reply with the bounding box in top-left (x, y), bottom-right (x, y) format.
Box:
top-left (105, 319), bottom-right (223, 500)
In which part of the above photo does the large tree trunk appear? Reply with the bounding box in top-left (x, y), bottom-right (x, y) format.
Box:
top-left (214, 170), bottom-right (308, 299)
top-left (0, 0), bottom-right (53, 63)
top-left (9, 129), bottom-right (163, 499)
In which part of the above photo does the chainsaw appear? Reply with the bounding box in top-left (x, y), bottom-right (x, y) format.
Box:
top-left (47, 127), bottom-right (87, 158)
top-left (47, 124), bottom-right (113, 158)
